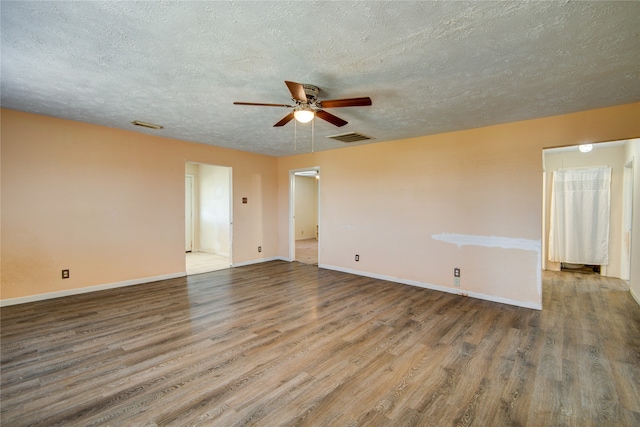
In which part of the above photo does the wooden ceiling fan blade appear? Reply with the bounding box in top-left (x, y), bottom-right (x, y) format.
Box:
top-left (274, 112), bottom-right (295, 127)
top-left (234, 102), bottom-right (292, 107)
top-left (315, 110), bottom-right (348, 127)
top-left (319, 97), bottom-right (372, 108)
top-left (285, 81), bottom-right (308, 102)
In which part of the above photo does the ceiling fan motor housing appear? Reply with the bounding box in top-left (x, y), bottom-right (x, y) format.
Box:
top-left (301, 84), bottom-right (319, 103)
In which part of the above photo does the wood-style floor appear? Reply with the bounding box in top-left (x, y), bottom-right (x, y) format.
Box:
top-left (1, 262), bottom-right (639, 426)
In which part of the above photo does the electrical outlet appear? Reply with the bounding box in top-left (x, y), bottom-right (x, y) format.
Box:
top-left (355, 254), bottom-right (359, 262)
top-left (62, 269), bottom-right (70, 279)
top-left (454, 268), bottom-right (460, 277)
top-left (454, 268), bottom-right (460, 287)
top-left (258, 246), bottom-right (262, 253)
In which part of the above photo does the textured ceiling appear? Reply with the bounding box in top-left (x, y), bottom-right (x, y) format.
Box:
top-left (2, 1), bottom-right (639, 157)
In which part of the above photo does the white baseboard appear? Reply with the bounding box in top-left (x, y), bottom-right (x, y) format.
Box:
top-left (232, 256), bottom-right (287, 268)
top-left (3, 260), bottom-right (545, 311)
top-left (318, 264), bottom-right (542, 311)
top-left (0, 272), bottom-right (186, 307)
top-left (1, 258), bottom-right (294, 307)
top-left (196, 249), bottom-right (230, 257)
top-left (631, 287), bottom-right (640, 307)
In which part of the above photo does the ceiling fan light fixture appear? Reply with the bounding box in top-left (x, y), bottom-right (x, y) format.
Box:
top-left (293, 108), bottom-right (314, 123)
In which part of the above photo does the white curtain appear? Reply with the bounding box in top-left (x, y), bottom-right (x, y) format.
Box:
top-left (548, 167), bottom-right (611, 265)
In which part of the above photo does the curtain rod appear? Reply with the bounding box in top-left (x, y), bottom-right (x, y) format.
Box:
top-left (558, 165), bottom-right (609, 171)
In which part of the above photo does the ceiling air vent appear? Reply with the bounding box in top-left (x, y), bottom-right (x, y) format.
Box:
top-left (326, 132), bottom-right (373, 143)
top-left (131, 120), bottom-right (163, 130)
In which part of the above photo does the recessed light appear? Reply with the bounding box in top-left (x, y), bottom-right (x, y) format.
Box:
top-left (131, 120), bottom-right (163, 130)
top-left (579, 144), bottom-right (593, 153)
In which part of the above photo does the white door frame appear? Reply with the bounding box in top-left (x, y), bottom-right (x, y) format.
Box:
top-left (228, 167), bottom-right (234, 265)
top-left (622, 158), bottom-right (634, 280)
top-left (185, 174), bottom-right (195, 252)
top-left (289, 167), bottom-right (320, 262)
top-left (541, 153), bottom-right (547, 271)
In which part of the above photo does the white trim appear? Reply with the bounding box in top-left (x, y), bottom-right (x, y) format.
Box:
top-left (621, 158), bottom-right (634, 281)
top-left (0, 272), bottom-right (186, 307)
top-left (232, 256), bottom-right (286, 268)
top-left (318, 263), bottom-right (542, 310)
top-left (558, 165), bottom-right (609, 171)
top-left (631, 287), bottom-right (640, 307)
top-left (185, 174), bottom-right (195, 252)
top-left (228, 167), bottom-right (234, 266)
top-left (431, 233), bottom-right (540, 251)
top-left (289, 170), bottom-right (296, 261)
top-left (2, 258), bottom-right (289, 306)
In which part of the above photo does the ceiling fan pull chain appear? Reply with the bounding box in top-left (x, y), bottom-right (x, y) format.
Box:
top-left (294, 119), bottom-right (297, 151)
top-left (311, 118), bottom-right (315, 153)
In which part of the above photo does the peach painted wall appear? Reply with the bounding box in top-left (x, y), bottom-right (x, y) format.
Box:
top-left (1, 109), bottom-right (278, 301)
top-left (277, 103), bottom-right (640, 309)
top-left (3, 103), bottom-right (638, 306)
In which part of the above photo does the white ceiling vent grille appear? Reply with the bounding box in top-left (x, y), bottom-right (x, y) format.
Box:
top-left (326, 132), bottom-right (373, 143)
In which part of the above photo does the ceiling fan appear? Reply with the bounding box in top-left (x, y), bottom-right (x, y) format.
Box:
top-left (234, 81), bottom-right (372, 127)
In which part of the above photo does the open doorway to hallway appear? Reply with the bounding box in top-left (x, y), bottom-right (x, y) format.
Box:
top-left (542, 139), bottom-right (636, 281)
top-left (185, 162), bottom-right (232, 274)
top-left (291, 169), bottom-right (319, 265)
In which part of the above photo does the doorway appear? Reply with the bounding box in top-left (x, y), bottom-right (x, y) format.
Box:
top-left (542, 140), bottom-right (632, 280)
top-left (185, 162), bottom-right (232, 274)
top-left (290, 168), bottom-right (320, 265)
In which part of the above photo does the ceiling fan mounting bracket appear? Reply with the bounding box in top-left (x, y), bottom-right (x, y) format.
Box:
top-left (299, 84), bottom-right (319, 103)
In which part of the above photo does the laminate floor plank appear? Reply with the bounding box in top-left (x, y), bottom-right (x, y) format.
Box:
top-left (2, 263), bottom-right (639, 426)
top-left (466, 328), bottom-right (524, 426)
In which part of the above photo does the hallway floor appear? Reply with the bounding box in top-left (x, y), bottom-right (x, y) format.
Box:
top-left (295, 238), bottom-right (318, 265)
top-left (186, 252), bottom-right (230, 275)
